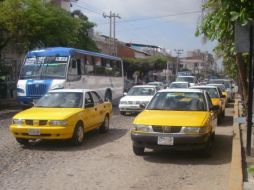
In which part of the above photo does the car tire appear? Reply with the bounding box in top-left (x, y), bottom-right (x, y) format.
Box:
top-left (105, 90), bottom-right (112, 102)
top-left (16, 138), bottom-right (29, 145)
top-left (133, 145), bottom-right (145, 156)
top-left (71, 123), bottom-right (84, 146)
top-left (200, 137), bottom-right (213, 157)
top-left (99, 115), bottom-right (109, 133)
top-left (120, 111), bottom-right (126, 116)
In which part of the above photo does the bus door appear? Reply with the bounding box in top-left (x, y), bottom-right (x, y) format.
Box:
top-left (66, 57), bottom-right (82, 88)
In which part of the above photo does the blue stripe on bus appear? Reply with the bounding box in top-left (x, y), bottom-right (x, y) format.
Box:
top-left (26, 47), bottom-right (122, 61)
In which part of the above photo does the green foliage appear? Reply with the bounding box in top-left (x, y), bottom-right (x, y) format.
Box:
top-left (196, 0), bottom-right (254, 91)
top-left (248, 165), bottom-right (254, 173)
top-left (0, 0), bottom-right (97, 51)
top-left (123, 56), bottom-right (168, 78)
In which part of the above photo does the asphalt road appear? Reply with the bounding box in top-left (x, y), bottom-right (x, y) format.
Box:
top-left (0, 104), bottom-right (234, 190)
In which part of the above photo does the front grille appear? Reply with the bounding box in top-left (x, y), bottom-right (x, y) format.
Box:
top-left (152, 126), bottom-right (182, 133)
top-left (25, 120), bottom-right (33, 125)
top-left (21, 133), bottom-right (51, 137)
top-left (27, 83), bottom-right (48, 96)
top-left (25, 120), bottom-right (48, 126)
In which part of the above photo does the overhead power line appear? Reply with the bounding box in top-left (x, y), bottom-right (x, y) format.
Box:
top-left (98, 10), bottom-right (202, 25)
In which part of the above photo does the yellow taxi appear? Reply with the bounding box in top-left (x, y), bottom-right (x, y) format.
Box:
top-left (10, 89), bottom-right (112, 146)
top-left (190, 85), bottom-right (226, 124)
top-left (131, 89), bottom-right (219, 156)
top-left (207, 83), bottom-right (229, 106)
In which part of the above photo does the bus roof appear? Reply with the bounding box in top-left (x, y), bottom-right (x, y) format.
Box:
top-left (26, 47), bottom-right (122, 61)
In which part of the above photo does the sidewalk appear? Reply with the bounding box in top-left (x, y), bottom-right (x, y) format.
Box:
top-left (229, 99), bottom-right (254, 190)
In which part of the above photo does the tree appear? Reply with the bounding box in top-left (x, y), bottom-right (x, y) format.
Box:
top-left (0, 0), bottom-right (97, 54)
top-left (196, 0), bottom-right (254, 102)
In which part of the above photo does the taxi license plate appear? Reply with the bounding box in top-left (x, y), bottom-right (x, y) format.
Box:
top-left (158, 136), bottom-right (174, 145)
top-left (28, 129), bottom-right (40, 136)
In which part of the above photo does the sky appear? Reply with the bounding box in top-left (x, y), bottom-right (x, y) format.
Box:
top-left (71, 0), bottom-right (220, 64)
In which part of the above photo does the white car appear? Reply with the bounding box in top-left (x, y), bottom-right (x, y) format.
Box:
top-left (119, 85), bottom-right (157, 115)
top-left (168, 81), bottom-right (190, 89)
top-left (176, 76), bottom-right (197, 86)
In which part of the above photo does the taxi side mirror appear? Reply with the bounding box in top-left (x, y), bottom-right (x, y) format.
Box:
top-left (210, 105), bottom-right (219, 111)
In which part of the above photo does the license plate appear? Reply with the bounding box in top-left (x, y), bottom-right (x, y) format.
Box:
top-left (28, 129), bottom-right (40, 136)
top-left (158, 136), bottom-right (174, 145)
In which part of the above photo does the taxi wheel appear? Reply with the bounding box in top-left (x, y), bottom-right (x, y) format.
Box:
top-left (99, 115), bottom-right (109, 133)
top-left (16, 138), bottom-right (29, 145)
top-left (200, 138), bottom-right (213, 157)
top-left (133, 145), bottom-right (145, 156)
top-left (71, 123), bottom-right (84, 146)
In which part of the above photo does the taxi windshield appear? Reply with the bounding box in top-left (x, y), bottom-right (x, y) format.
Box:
top-left (35, 92), bottom-right (83, 108)
top-left (193, 87), bottom-right (219, 98)
top-left (147, 92), bottom-right (207, 111)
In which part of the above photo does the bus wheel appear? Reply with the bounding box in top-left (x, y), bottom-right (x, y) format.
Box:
top-left (105, 90), bottom-right (112, 102)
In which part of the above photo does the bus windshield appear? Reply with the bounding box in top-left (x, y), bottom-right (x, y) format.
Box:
top-left (20, 56), bottom-right (68, 79)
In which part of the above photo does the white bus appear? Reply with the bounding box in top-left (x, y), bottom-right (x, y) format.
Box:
top-left (17, 47), bottom-right (124, 105)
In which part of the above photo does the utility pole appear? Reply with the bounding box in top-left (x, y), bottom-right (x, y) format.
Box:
top-left (174, 49), bottom-right (183, 78)
top-left (103, 12), bottom-right (121, 56)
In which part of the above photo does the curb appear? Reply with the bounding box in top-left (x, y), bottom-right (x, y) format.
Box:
top-left (228, 99), bottom-right (243, 190)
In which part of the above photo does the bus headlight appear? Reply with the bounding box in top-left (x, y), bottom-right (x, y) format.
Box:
top-left (51, 84), bottom-right (64, 90)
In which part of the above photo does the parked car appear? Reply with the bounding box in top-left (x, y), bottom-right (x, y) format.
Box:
top-left (175, 76), bottom-right (197, 86)
top-left (208, 79), bottom-right (234, 101)
top-left (207, 83), bottom-right (229, 105)
top-left (190, 85), bottom-right (226, 124)
top-left (130, 89), bottom-right (218, 156)
top-left (9, 89), bottom-right (112, 146)
top-left (168, 81), bottom-right (190, 89)
top-left (119, 85), bottom-right (158, 115)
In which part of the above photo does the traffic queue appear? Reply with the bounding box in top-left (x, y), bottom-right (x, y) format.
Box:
top-left (9, 77), bottom-right (236, 157)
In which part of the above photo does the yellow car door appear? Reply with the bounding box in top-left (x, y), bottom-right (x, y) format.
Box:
top-left (91, 91), bottom-right (105, 126)
top-left (84, 92), bottom-right (98, 131)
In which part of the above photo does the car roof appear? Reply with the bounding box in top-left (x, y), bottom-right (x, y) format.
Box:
top-left (132, 85), bottom-right (157, 88)
top-left (147, 82), bottom-right (163, 84)
top-left (171, 81), bottom-right (189, 84)
top-left (177, 76), bottom-right (195, 78)
top-left (191, 85), bottom-right (217, 89)
top-left (208, 83), bottom-right (225, 87)
top-left (49, 89), bottom-right (92, 93)
top-left (159, 88), bottom-right (204, 93)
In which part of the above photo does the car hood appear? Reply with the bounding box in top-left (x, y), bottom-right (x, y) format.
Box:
top-left (13, 107), bottom-right (83, 120)
top-left (134, 110), bottom-right (209, 126)
top-left (120, 95), bottom-right (153, 102)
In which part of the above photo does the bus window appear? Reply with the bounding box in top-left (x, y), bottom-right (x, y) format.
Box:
top-left (85, 56), bottom-right (94, 75)
top-left (94, 57), bottom-right (105, 76)
top-left (105, 59), bottom-right (113, 76)
top-left (110, 60), bottom-right (122, 77)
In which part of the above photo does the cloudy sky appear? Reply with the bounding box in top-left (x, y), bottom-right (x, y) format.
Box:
top-left (71, 0), bottom-right (218, 58)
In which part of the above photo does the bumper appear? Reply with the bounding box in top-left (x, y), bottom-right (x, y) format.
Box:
top-left (119, 105), bottom-right (143, 112)
top-left (131, 132), bottom-right (210, 151)
top-left (10, 125), bottom-right (74, 140)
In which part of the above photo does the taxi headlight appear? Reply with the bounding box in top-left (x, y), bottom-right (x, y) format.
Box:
top-left (181, 126), bottom-right (207, 134)
top-left (49, 120), bottom-right (68, 126)
top-left (12, 119), bottom-right (24, 125)
top-left (132, 124), bottom-right (153, 132)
